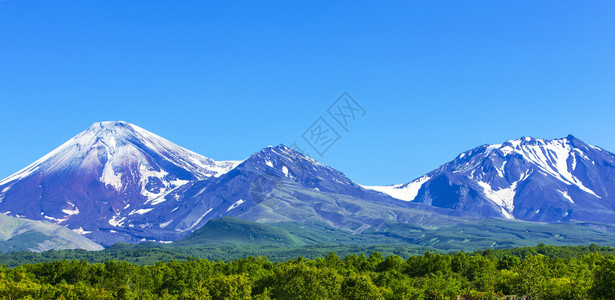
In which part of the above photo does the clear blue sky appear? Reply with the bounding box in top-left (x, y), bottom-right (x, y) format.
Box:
top-left (1, 1), bottom-right (614, 185)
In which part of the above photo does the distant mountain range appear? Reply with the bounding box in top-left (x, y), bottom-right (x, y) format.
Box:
top-left (1, 121), bottom-right (614, 250)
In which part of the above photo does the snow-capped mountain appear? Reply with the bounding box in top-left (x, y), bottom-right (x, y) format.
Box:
top-left (0, 121), bottom-right (239, 245)
top-left (126, 145), bottom-right (463, 238)
top-left (365, 135), bottom-right (615, 224)
top-left (3, 123), bottom-right (615, 247)
top-left (2, 122), bottom-right (425, 245)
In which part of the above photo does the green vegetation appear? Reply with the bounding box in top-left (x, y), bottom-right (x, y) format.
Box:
top-left (174, 217), bottom-right (305, 246)
top-left (3, 216), bottom-right (615, 256)
top-left (0, 244), bottom-right (433, 268)
top-left (1, 244), bottom-right (615, 299)
top-left (361, 219), bottom-right (615, 251)
top-left (2, 217), bottom-right (615, 298)
top-left (194, 217), bottom-right (615, 252)
top-left (0, 214), bottom-right (103, 252)
top-left (0, 231), bottom-right (52, 254)
top-left (182, 217), bottom-right (615, 252)
top-left (3, 217), bottom-right (615, 268)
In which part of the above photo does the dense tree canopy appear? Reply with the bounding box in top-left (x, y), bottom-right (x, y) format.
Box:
top-left (0, 244), bottom-right (614, 299)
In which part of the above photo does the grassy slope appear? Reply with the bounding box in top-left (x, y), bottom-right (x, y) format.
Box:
top-left (361, 219), bottom-right (615, 251)
top-left (0, 214), bottom-right (103, 253)
top-left (3, 217), bottom-right (615, 267)
top-left (173, 217), bottom-right (305, 247)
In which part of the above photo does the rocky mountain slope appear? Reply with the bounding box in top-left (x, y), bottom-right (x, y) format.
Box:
top-left (0, 121), bottom-right (239, 245)
top-left (366, 135), bottom-right (615, 224)
top-left (2, 122), bottom-right (614, 247)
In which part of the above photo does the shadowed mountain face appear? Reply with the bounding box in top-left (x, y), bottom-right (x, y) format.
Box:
top-left (366, 135), bottom-right (615, 224)
top-left (2, 122), bottom-right (614, 246)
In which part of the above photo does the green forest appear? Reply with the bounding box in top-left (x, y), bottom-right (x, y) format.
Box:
top-left (1, 244), bottom-right (615, 299)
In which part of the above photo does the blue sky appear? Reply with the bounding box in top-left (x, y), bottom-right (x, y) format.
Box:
top-left (1, 1), bottom-right (614, 185)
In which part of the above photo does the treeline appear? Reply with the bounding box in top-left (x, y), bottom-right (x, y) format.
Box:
top-left (0, 244), bottom-right (432, 268)
top-left (1, 244), bottom-right (614, 299)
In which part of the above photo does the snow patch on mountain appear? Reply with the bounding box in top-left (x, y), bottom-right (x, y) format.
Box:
top-left (44, 215), bottom-right (68, 224)
top-left (477, 170), bottom-right (533, 219)
top-left (362, 175), bottom-right (430, 202)
top-left (62, 206), bottom-right (79, 216)
top-left (477, 181), bottom-right (516, 219)
top-left (101, 164), bottom-right (123, 191)
top-left (186, 208), bottom-right (213, 231)
top-left (160, 220), bottom-right (173, 228)
top-left (227, 199), bottom-right (245, 211)
top-left (109, 215), bottom-right (126, 227)
top-left (499, 137), bottom-right (600, 198)
top-left (138, 165), bottom-right (191, 204)
top-left (129, 208), bottom-right (154, 215)
top-left (558, 190), bottom-right (574, 203)
top-left (72, 227), bottom-right (92, 235)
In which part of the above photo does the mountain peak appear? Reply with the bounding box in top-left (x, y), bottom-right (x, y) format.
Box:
top-left (518, 136), bottom-right (535, 142)
top-left (257, 144), bottom-right (310, 162)
top-left (263, 144), bottom-right (293, 153)
top-left (85, 121), bottom-right (134, 134)
top-left (82, 121), bottom-right (146, 140)
top-left (0, 122), bottom-right (240, 245)
top-left (518, 134), bottom-right (580, 144)
top-left (375, 133), bottom-right (613, 222)
top-left (91, 120), bottom-right (130, 127)
top-left (497, 135), bottom-right (583, 150)
top-left (239, 143), bottom-right (352, 188)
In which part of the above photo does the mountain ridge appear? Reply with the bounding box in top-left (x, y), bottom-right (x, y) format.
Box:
top-left (365, 135), bottom-right (615, 224)
top-left (2, 122), bottom-right (615, 248)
